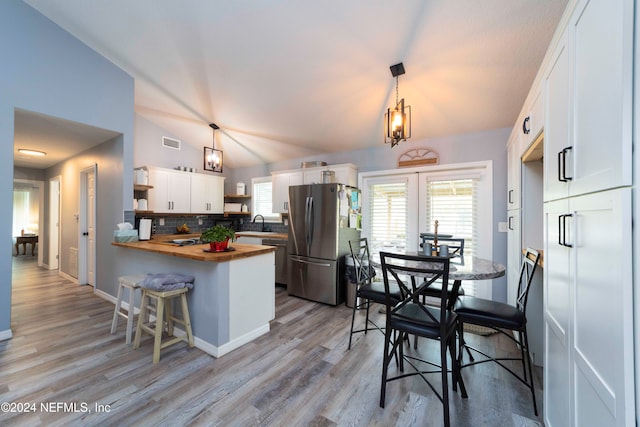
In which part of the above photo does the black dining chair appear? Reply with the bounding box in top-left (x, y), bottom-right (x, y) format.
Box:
top-left (347, 238), bottom-right (403, 350)
top-left (379, 252), bottom-right (467, 427)
top-left (454, 248), bottom-right (540, 415)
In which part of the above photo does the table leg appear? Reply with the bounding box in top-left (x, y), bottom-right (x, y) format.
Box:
top-left (31, 243), bottom-right (36, 256)
top-left (14, 242), bottom-right (18, 256)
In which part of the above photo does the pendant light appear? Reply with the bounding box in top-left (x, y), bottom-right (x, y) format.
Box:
top-left (384, 62), bottom-right (411, 148)
top-left (204, 123), bottom-right (223, 172)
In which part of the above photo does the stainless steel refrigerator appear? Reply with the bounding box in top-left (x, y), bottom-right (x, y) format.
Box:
top-left (288, 183), bottom-right (361, 305)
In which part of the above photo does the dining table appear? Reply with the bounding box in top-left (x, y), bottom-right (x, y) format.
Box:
top-left (371, 250), bottom-right (506, 305)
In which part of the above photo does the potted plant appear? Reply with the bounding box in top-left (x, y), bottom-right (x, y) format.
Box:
top-left (200, 225), bottom-right (236, 251)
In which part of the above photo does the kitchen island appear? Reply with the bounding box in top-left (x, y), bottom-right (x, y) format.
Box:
top-left (112, 237), bottom-right (275, 358)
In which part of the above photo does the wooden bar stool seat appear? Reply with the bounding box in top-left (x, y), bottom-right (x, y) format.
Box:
top-left (133, 286), bottom-right (194, 364)
top-left (111, 274), bottom-right (146, 344)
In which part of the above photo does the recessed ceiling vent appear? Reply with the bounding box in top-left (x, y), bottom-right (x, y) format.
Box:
top-left (162, 136), bottom-right (181, 150)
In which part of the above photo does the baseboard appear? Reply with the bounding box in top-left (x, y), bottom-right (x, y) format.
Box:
top-left (0, 329), bottom-right (13, 341)
top-left (95, 290), bottom-right (270, 359)
top-left (175, 325), bottom-right (270, 358)
top-left (58, 270), bottom-right (78, 284)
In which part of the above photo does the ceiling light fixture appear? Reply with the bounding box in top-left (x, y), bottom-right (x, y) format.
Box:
top-left (204, 123), bottom-right (223, 173)
top-left (18, 148), bottom-right (46, 156)
top-left (384, 62), bottom-right (411, 148)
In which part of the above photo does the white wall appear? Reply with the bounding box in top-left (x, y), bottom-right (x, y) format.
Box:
top-left (0, 1), bottom-right (134, 335)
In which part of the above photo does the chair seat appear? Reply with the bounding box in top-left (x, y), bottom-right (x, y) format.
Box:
top-left (391, 302), bottom-right (457, 339)
top-left (422, 280), bottom-right (465, 297)
top-left (454, 296), bottom-right (525, 330)
top-left (358, 281), bottom-right (403, 305)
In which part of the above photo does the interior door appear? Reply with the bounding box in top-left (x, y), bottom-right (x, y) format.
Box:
top-left (87, 169), bottom-right (95, 286)
top-left (48, 177), bottom-right (60, 270)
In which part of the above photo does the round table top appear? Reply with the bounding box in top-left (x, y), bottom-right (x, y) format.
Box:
top-left (371, 251), bottom-right (505, 281)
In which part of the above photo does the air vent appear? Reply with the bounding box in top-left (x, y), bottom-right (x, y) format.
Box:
top-left (162, 136), bottom-right (181, 150)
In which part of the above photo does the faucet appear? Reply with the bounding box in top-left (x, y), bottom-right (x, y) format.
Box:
top-left (252, 214), bottom-right (265, 232)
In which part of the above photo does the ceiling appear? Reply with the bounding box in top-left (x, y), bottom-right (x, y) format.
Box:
top-left (20, 0), bottom-right (568, 169)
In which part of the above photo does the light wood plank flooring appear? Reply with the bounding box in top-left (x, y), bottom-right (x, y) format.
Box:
top-left (1, 256), bottom-right (544, 426)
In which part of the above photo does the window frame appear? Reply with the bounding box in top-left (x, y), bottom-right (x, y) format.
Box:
top-left (251, 176), bottom-right (281, 223)
top-left (360, 160), bottom-right (493, 299)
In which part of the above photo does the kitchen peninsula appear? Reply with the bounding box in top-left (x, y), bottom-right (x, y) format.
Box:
top-left (112, 237), bottom-right (275, 358)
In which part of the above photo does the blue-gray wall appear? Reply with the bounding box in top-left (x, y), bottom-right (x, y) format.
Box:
top-left (0, 1), bottom-right (134, 335)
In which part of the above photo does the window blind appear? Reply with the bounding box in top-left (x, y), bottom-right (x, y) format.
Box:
top-left (252, 178), bottom-right (280, 221)
top-left (368, 180), bottom-right (409, 254)
top-left (425, 178), bottom-right (478, 295)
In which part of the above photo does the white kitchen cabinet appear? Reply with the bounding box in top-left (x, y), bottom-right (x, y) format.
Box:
top-left (272, 171), bottom-right (302, 213)
top-left (545, 0), bottom-right (633, 204)
top-left (302, 169), bottom-right (323, 184)
top-left (544, 189), bottom-right (633, 427)
top-left (272, 163), bottom-right (358, 213)
top-left (146, 167), bottom-right (191, 213)
top-left (543, 29), bottom-right (570, 203)
top-left (506, 208), bottom-right (521, 306)
top-left (521, 87), bottom-right (544, 149)
top-left (569, 0), bottom-right (633, 197)
top-left (190, 174), bottom-right (224, 214)
top-left (302, 164), bottom-right (358, 187)
top-left (543, 198), bottom-right (572, 427)
top-left (507, 137), bottom-right (522, 211)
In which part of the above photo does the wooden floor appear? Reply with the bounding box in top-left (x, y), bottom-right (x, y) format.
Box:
top-left (1, 256), bottom-right (544, 426)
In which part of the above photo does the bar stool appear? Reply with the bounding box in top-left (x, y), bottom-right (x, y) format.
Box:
top-left (111, 274), bottom-right (146, 344)
top-left (133, 286), bottom-right (194, 364)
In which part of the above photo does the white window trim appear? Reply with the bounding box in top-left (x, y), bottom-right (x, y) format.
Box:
top-left (251, 176), bottom-right (281, 223)
top-left (359, 160), bottom-right (494, 300)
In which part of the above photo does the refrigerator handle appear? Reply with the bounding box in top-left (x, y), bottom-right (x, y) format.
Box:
top-left (305, 196), bottom-right (312, 252)
top-left (308, 196), bottom-right (314, 252)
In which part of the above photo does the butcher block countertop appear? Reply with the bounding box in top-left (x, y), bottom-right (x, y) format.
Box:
top-left (112, 238), bottom-right (275, 262)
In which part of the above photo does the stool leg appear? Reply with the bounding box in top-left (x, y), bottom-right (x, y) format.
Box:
top-left (133, 291), bottom-right (148, 350)
top-left (153, 297), bottom-right (165, 364)
top-left (111, 284), bottom-right (124, 334)
top-left (125, 286), bottom-right (136, 345)
top-left (180, 293), bottom-right (194, 347)
top-left (165, 298), bottom-right (174, 336)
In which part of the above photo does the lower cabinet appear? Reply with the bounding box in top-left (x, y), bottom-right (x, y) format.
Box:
top-left (544, 188), bottom-right (634, 427)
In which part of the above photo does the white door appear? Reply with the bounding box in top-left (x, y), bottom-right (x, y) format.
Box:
top-left (78, 165), bottom-right (96, 286)
top-left (48, 177), bottom-right (60, 270)
top-left (569, 0), bottom-right (633, 197)
top-left (571, 189), bottom-right (634, 427)
top-left (87, 170), bottom-right (95, 286)
top-left (544, 198), bottom-right (572, 427)
top-left (543, 29), bottom-right (570, 202)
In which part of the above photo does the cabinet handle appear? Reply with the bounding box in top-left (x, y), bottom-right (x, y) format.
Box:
top-left (508, 216), bottom-right (513, 231)
top-left (522, 116), bottom-right (531, 135)
top-left (558, 147), bottom-right (573, 182)
top-left (559, 214), bottom-right (573, 247)
top-left (508, 189), bottom-right (513, 204)
top-left (168, 201), bottom-right (171, 210)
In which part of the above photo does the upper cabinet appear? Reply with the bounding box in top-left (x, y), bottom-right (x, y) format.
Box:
top-left (145, 166), bottom-right (224, 214)
top-left (190, 173), bottom-right (224, 214)
top-left (272, 171), bottom-right (303, 213)
top-left (507, 135), bottom-right (522, 210)
top-left (147, 167), bottom-right (191, 213)
top-left (543, 29), bottom-right (571, 202)
top-left (544, 0), bottom-right (633, 202)
top-left (272, 163), bottom-right (358, 213)
top-left (521, 88), bottom-right (544, 149)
